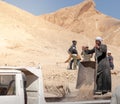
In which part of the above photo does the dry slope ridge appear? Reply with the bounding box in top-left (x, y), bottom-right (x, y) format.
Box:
top-left (41, 0), bottom-right (98, 34)
top-left (41, 0), bottom-right (120, 46)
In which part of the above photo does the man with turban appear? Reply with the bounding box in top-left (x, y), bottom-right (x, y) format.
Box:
top-left (84, 36), bottom-right (111, 95)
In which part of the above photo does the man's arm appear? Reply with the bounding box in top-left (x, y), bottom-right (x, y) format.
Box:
top-left (85, 47), bottom-right (95, 54)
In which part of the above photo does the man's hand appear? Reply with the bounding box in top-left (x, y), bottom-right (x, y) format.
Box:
top-left (95, 44), bottom-right (100, 49)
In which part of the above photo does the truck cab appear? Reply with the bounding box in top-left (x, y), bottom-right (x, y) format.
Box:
top-left (0, 67), bottom-right (46, 104)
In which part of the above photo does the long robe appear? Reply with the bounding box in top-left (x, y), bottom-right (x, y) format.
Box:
top-left (86, 44), bottom-right (111, 94)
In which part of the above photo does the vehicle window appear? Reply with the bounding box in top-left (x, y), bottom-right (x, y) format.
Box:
top-left (0, 75), bottom-right (15, 95)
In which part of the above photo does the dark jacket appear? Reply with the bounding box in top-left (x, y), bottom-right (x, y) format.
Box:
top-left (68, 45), bottom-right (78, 54)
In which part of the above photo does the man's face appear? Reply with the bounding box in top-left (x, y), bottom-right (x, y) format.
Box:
top-left (86, 47), bottom-right (89, 50)
top-left (95, 40), bottom-right (101, 45)
top-left (108, 53), bottom-right (111, 56)
top-left (73, 41), bottom-right (77, 45)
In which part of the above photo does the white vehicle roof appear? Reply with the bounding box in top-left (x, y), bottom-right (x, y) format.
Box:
top-left (0, 66), bottom-right (41, 77)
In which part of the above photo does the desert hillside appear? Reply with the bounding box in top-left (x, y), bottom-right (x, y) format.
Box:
top-left (1, 0), bottom-right (119, 68)
top-left (0, 0), bottom-right (120, 101)
top-left (41, 0), bottom-right (120, 46)
top-left (0, 1), bottom-right (90, 66)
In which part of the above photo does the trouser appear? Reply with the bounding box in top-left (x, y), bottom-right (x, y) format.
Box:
top-left (70, 59), bottom-right (74, 69)
top-left (69, 57), bottom-right (80, 70)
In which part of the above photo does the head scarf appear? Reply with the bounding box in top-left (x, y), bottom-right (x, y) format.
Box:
top-left (95, 36), bottom-right (103, 42)
top-left (108, 51), bottom-right (111, 53)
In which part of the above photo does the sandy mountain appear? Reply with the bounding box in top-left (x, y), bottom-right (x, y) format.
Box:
top-left (1, 0), bottom-right (119, 67)
top-left (0, 1), bottom-right (90, 66)
top-left (41, 0), bottom-right (120, 46)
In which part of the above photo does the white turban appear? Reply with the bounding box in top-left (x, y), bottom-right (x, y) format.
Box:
top-left (108, 51), bottom-right (111, 53)
top-left (95, 36), bottom-right (103, 42)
